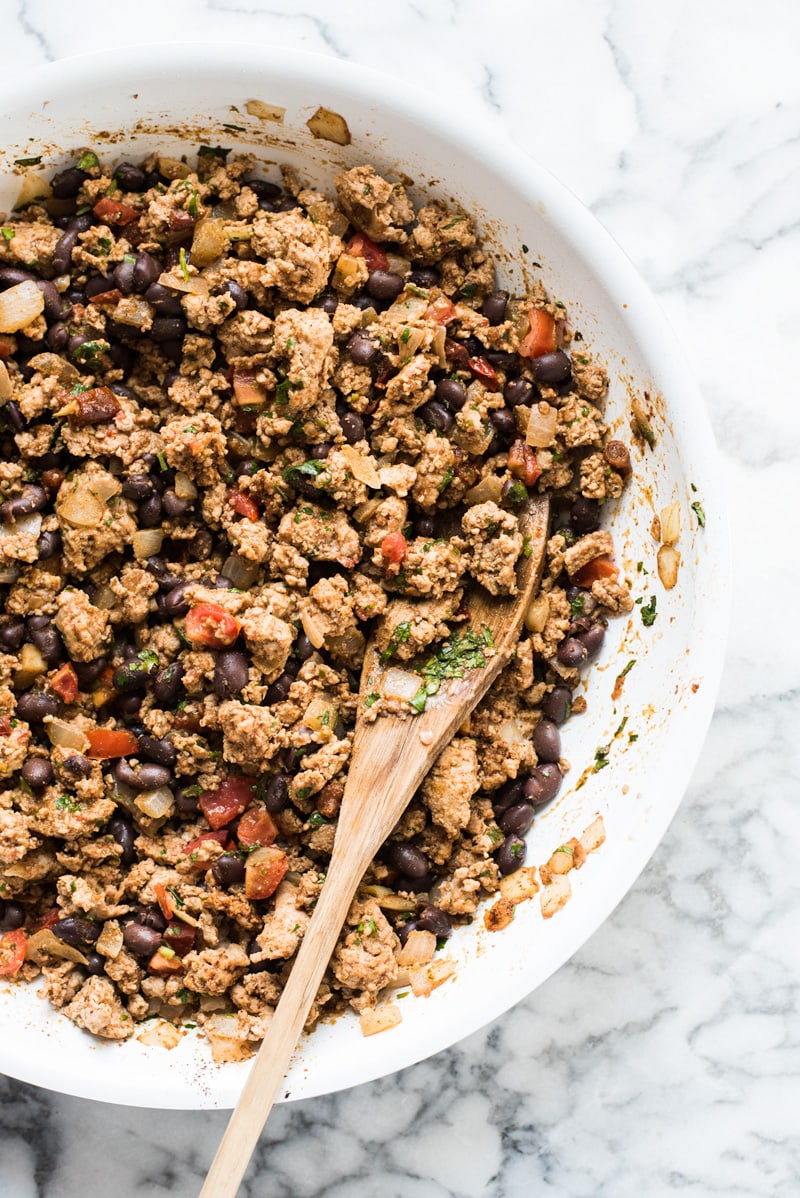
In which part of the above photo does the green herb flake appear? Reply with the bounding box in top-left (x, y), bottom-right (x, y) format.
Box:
top-left (364, 691), bottom-right (380, 708)
top-left (156, 451), bottom-right (169, 471)
top-left (614, 715), bottom-right (628, 738)
top-left (504, 481), bottom-right (528, 507)
top-left (77, 151), bottom-right (99, 171)
top-left (410, 625), bottom-right (494, 712)
top-left (55, 794), bottom-right (81, 812)
top-left (628, 732), bottom-right (639, 743)
top-left (640, 595), bottom-right (658, 627)
top-left (1, 227), bottom-right (15, 243)
top-left (222, 122), bottom-right (247, 132)
top-left (691, 500), bottom-right (706, 527)
top-left (198, 144), bottom-right (231, 160)
top-left (593, 745), bottom-right (610, 773)
top-left (179, 246), bottom-right (190, 281)
top-left (437, 466), bottom-right (455, 494)
top-left (570, 593), bottom-right (586, 616)
top-left (15, 155), bottom-right (42, 167)
top-left (521, 243), bottom-right (529, 253)
top-left (307, 811), bottom-right (328, 829)
top-left (522, 536), bottom-right (533, 559)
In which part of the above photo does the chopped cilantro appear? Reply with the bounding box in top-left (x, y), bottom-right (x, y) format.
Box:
top-left (1, 228), bottom-right (14, 243)
top-left (504, 481), bottom-right (528, 507)
top-left (593, 745), bottom-right (610, 772)
top-left (437, 466), bottom-right (455, 494)
top-left (307, 811), bottom-right (328, 829)
top-left (55, 794), bottom-right (81, 812)
top-left (179, 246), bottom-right (190, 281)
top-left (522, 536), bottom-right (533, 559)
top-left (198, 144), bottom-right (231, 160)
top-left (691, 501), bottom-right (706, 527)
top-left (275, 377), bottom-right (304, 406)
top-left (156, 451), bottom-right (169, 471)
top-left (570, 593), bottom-right (586, 616)
top-left (77, 151), bottom-right (99, 171)
top-left (14, 155), bottom-right (42, 167)
top-left (379, 620), bottom-right (412, 664)
top-left (410, 625), bottom-right (494, 713)
top-left (364, 692), bottom-right (380, 708)
top-left (640, 595), bottom-right (657, 627)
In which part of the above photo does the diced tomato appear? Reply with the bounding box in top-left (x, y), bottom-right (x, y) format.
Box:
top-left (153, 882), bottom-right (175, 922)
top-left (50, 663), bottom-right (79, 704)
top-left (507, 440), bottom-right (542, 488)
top-left (86, 728), bottom-right (139, 760)
top-left (380, 531), bottom-right (407, 565)
top-left (468, 356), bottom-right (501, 391)
top-left (34, 908), bottom-right (59, 932)
top-left (88, 288), bottom-right (123, 307)
top-left (92, 196), bottom-right (140, 226)
top-left (184, 829), bottom-right (229, 861)
top-left (245, 845), bottom-right (288, 901)
top-left (346, 231), bottom-right (389, 272)
top-left (0, 716), bottom-right (11, 736)
top-left (162, 920), bottom-right (196, 958)
top-left (232, 369), bottom-right (267, 408)
top-left (425, 295), bottom-right (457, 325)
top-left (168, 209), bottom-right (196, 234)
top-left (0, 929), bottom-right (26, 976)
top-left (233, 409), bottom-right (258, 435)
top-left (228, 488), bottom-right (259, 521)
top-left (147, 945), bottom-right (184, 976)
top-left (0, 334), bottom-right (16, 359)
top-left (199, 776), bottom-right (255, 830)
top-left (573, 556), bottom-right (619, 586)
top-left (237, 806), bottom-right (278, 849)
top-left (444, 337), bottom-right (471, 369)
top-left (185, 603), bottom-right (240, 649)
top-left (519, 308), bottom-right (557, 360)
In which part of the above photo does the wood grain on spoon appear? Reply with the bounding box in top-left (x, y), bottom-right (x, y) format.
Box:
top-left (199, 495), bottom-right (550, 1198)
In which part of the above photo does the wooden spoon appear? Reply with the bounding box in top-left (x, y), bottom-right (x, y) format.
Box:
top-left (200, 495), bottom-right (550, 1197)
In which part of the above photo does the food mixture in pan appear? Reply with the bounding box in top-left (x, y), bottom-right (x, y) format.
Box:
top-left (0, 148), bottom-right (633, 1055)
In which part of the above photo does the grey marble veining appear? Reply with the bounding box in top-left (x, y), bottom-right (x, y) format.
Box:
top-left (1, 2), bottom-right (799, 1196)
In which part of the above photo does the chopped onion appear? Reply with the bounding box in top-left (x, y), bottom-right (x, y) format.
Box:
top-left (113, 297), bottom-right (154, 329)
top-left (397, 929), bottom-right (436, 967)
top-left (135, 787), bottom-right (175, 820)
top-left (44, 718), bottom-right (89, 752)
top-left (353, 497), bottom-right (384, 523)
top-left (361, 885), bottom-right (417, 912)
top-left (158, 269), bottom-right (209, 297)
top-left (339, 444), bottom-right (380, 487)
top-left (386, 293), bottom-right (428, 324)
top-left (300, 607), bottom-right (327, 650)
top-left (137, 1020), bottom-right (183, 1050)
top-left (524, 594), bottom-right (550, 634)
top-left (96, 919), bottom-right (124, 959)
top-left (173, 471), bottom-right (197, 501)
top-left (14, 169), bottom-right (51, 211)
top-left (525, 402), bottom-right (558, 448)
top-left (59, 475), bottom-right (119, 528)
top-left (464, 474), bottom-right (504, 506)
top-left (157, 156), bottom-right (192, 180)
top-left (0, 564), bottom-right (21, 585)
top-left (498, 717), bottom-right (530, 747)
top-left (190, 217), bottom-right (229, 267)
top-left (303, 696), bottom-right (338, 733)
top-left (359, 306), bottom-right (378, 327)
top-left (0, 511), bottom-right (42, 542)
top-left (132, 529), bottom-right (164, 561)
top-left (0, 360), bottom-right (12, 401)
top-left (431, 326), bottom-right (447, 368)
top-left (244, 98), bottom-right (286, 122)
top-left (0, 280), bottom-right (45, 334)
top-left (660, 501), bottom-right (681, 546)
top-left (381, 667), bottom-right (422, 703)
top-left (204, 1013), bottom-right (254, 1063)
top-left (25, 928), bottom-right (88, 967)
top-left (657, 544), bottom-right (681, 590)
top-left (221, 553), bottom-right (259, 589)
top-left (306, 106), bottom-right (351, 146)
top-left (398, 325), bottom-right (427, 361)
top-left (15, 642), bottom-right (46, 687)
top-left (92, 584), bottom-right (117, 610)
top-left (385, 254), bottom-right (411, 276)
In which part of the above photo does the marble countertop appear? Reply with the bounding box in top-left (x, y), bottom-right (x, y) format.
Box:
top-left (2, 2), bottom-right (798, 1195)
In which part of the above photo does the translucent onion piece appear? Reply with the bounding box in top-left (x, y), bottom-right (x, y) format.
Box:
top-left (44, 717), bottom-right (89, 752)
top-left (397, 929), bottom-right (436, 967)
top-left (92, 584), bottom-right (117, 610)
top-left (398, 325), bottom-right (427, 361)
top-left (300, 607), bottom-right (327, 650)
top-left (96, 919), bottom-right (124, 959)
top-left (0, 511), bottom-right (41, 542)
top-left (525, 402), bottom-right (558, 448)
top-left (660, 501), bottom-right (681, 546)
top-left (0, 360), bottom-right (12, 401)
top-left (381, 667), bottom-right (422, 703)
top-left (59, 487), bottom-right (106, 528)
top-left (25, 928), bottom-right (88, 967)
top-left (339, 445), bottom-right (381, 487)
top-left (132, 528), bottom-right (164, 561)
top-left (14, 169), bottom-right (52, 211)
top-left (137, 1020), bottom-right (183, 1049)
top-left (464, 474), bottom-right (504, 506)
top-left (657, 544), bottom-right (681, 590)
top-left (431, 325), bottom-right (447, 368)
top-left (113, 297), bottom-right (154, 329)
top-left (157, 270), bottom-right (209, 296)
top-left (157, 156), bottom-right (192, 180)
top-left (190, 217), bottom-right (229, 267)
top-left (386, 293), bottom-right (428, 324)
top-left (361, 885), bottom-right (417, 912)
top-left (498, 716), bottom-right (530, 746)
top-left (135, 786), bottom-right (175, 820)
top-left (306, 106), bottom-right (351, 146)
top-left (204, 1014), bottom-right (254, 1063)
top-left (14, 642), bottom-right (45, 687)
top-left (385, 254), bottom-right (411, 276)
top-left (524, 594), bottom-right (550, 634)
top-left (244, 98), bottom-right (286, 123)
top-left (174, 472), bottom-right (198, 501)
top-left (303, 696), bottom-right (338, 733)
top-left (0, 564), bottom-right (21, 585)
top-left (221, 554), bottom-right (259, 590)
top-left (0, 280), bottom-right (45, 334)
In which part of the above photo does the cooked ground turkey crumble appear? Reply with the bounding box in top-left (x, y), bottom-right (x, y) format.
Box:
top-left (0, 148), bottom-right (633, 1055)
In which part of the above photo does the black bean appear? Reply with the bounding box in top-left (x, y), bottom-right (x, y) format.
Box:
top-left (114, 758), bottom-right (143, 789)
top-left (112, 651), bottom-right (159, 692)
top-left (283, 656), bottom-right (301, 680)
top-left (532, 350), bottom-right (571, 384)
top-left (214, 651), bottom-right (250, 699)
top-left (492, 776), bottom-right (527, 815)
top-left (524, 763), bottom-right (562, 808)
top-left (295, 633), bottom-right (314, 662)
top-left (0, 901), bottom-right (25, 931)
top-left (414, 515), bottom-right (436, 538)
top-left (115, 692), bottom-right (143, 718)
top-left (347, 332), bottom-right (379, 366)
top-left (212, 853), bottom-right (245, 888)
top-left (108, 815), bottom-right (136, 865)
top-left (86, 952), bottom-right (106, 976)
top-left (123, 923), bottom-right (162, 958)
top-left (138, 493), bottom-right (163, 528)
top-left (61, 754), bottom-right (91, 779)
top-left (557, 637), bottom-right (589, 668)
top-left (350, 294), bottom-right (376, 312)
top-left (122, 474), bottom-right (155, 502)
top-left (533, 718), bottom-right (561, 763)
top-left (161, 340), bottom-right (184, 366)
top-left (85, 275), bottom-right (115, 300)
top-left (0, 619), bottom-right (25, 651)
top-left (0, 266), bottom-right (34, 288)
top-left (340, 410), bottom-right (366, 444)
top-left (50, 166), bottom-right (88, 198)
top-left (489, 407), bottom-right (517, 441)
top-left (144, 283), bottom-right (182, 315)
top-left (542, 686), bottom-right (572, 726)
top-left (234, 458), bottom-right (259, 478)
top-left (143, 556), bottom-right (181, 591)
top-left (397, 920), bottom-right (420, 946)
top-left (67, 213), bottom-right (92, 234)
top-left (504, 378), bottom-right (534, 408)
top-left (500, 802), bottom-right (535, 836)
top-left (52, 229), bottom-right (80, 275)
top-left (132, 252), bottom-right (161, 293)
top-left (26, 615), bottom-right (50, 632)
top-left (262, 774), bottom-right (289, 813)
top-left (5, 401), bottom-right (24, 432)
top-left (52, 916), bottom-right (100, 948)
top-left (419, 400), bottom-right (454, 433)
top-left (73, 656), bottom-right (107, 688)
top-left (21, 757), bottom-right (54, 789)
top-left (496, 833), bottom-right (527, 875)
top-left (113, 162), bottom-right (148, 192)
top-left (435, 378), bottom-right (467, 411)
top-left (0, 485), bottom-right (47, 523)
top-left (137, 735), bottom-right (176, 768)
top-left (416, 904), bottom-right (452, 939)
top-left (387, 842), bottom-right (431, 880)
top-left (163, 582), bottom-right (191, 617)
top-left (138, 906), bottom-right (168, 932)
top-left (37, 528), bottom-right (62, 560)
top-left (112, 259), bottom-right (136, 295)
top-left (162, 489), bottom-right (191, 518)
top-left (310, 442), bottom-right (332, 460)
top-left (570, 497), bottom-right (601, 535)
top-left (366, 270), bottom-right (404, 301)
top-left (486, 351), bottom-right (518, 372)
top-left (151, 316), bottom-right (187, 343)
top-left (139, 763), bottom-right (173, 790)
top-left (409, 267), bottom-right (440, 288)
top-left (175, 786), bottom-right (199, 818)
top-left (110, 384), bottom-right (142, 405)
top-left (312, 293), bottom-right (338, 314)
top-left (153, 662), bottom-right (184, 705)
top-left (224, 280), bottom-right (248, 310)
top-left (578, 624), bottom-right (605, 659)
top-left (16, 691), bottom-right (59, 722)
top-left (482, 290), bottom-right (508, 325)
top-left (266, 672), bottom-right (293, 705)
top-left (246, 178), bottom-right (282, 201)
top-left (213, 573), bottom-right (234, 589)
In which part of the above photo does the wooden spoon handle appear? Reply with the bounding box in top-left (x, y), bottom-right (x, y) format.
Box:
top-left (199, 845), bottom-right (368, 1198)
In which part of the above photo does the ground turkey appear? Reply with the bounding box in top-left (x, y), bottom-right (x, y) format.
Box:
top-left (160, 411), bottom-right (227, 485)
top-left (331, 899), bottom-right (399, 1012)
top-left (374, 592), bottom-right (464, 663)
top-left (54, 588), bottom-right (110, 662)
top-left (421, 737), bottom-right (480, 839)
top-left (462, 502), bottom-right (523, 596)
top-left (334, 165), bottom-right (414, 243)
top-left (253, 881), bottom-right (310, 961)
top-left (269, 308), bottom-right (335, 412)
top-left (278, 505), bottom-right (361, 569)
top-left (63, 977), bottom-right (134, 1039)
top-left (182, 943), bottom-right (250, 996)
top-left (251, 210), bottom-right (338, 304)
top-left (218, 701), bottom-right (288, 770)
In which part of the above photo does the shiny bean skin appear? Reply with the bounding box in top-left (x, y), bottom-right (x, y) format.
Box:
top-left (266, 672), bottom-right (293, 705)
top-left (144, 556), bottom-right (182, 591)
top-left (500, 802), bottom-right (535, 836)
top-left (387, 842), bottom-right (431, 880)
top-left (481, 290), bottom-right (508, 325)
top-left (144, 283), bottom-right (183, 315)
top-left (60, 754), bottom-right (92, 779)
top-left (112, 650), bottom-right (159, 692)
top-left (419, 400), bottom-right (454, 433)
top-left (52, 917), bottom-right (100, 948)
top-left (486, 350), bottom-right (518, 372)
top-left (175, 787), bottom-right (199, 818)
top-left (224, 280), bottom-right (248, 310)
top-left (214, 651), bottom-right (250, 699)
top-left (541, 686), bottom-right (572, 726)
top-left (151, 316), bottom-right (187, 343)
top-left (16, 691), bottom-right (59, 722)
top-left (416, 904), bottom-right (452, 939)
top-left (137, 906), bottom-right (167, 932)
top-left (0, 266), bottom-right (34, 288)
top-left (0, 902), bottom-right (25, 931)
top-left (496, 833), bottom-right (527, 875)
top-left (46, 322), bottom-right (70, 352)
top-left (0, 485), bottom-right (47, 523)
top-left (366, 270), bottom-right (404, 301)
top-left (153, 662), bottom-right (184, 705)
top-left (524, 763), bottom-right (562, 808)
top-left (52, 227), bottom-right (80, 274)
top-left (122, 923), bottom-right (162, 958)
top-left (347, 332), bottom-right (379, 366)
top-left (533, 718), bottom-right (561, 763)
top-left (435, 378), bottom-right (467, 411)
top-left (50, 166), bottom-right (87, 198)
top-left (85, 275), bottom-right (115, 300)
top-left (409, 268), bottom-right (440, 288)
top-left (4, 401), bottom-right (24, 432)
top-left (37, 529), bottom-right (62, 560)
top-left (73, 656), bottom-right (107, 688)
top-left (578, 624), bottom-right (605, 659)
top-left (397, 919), bottom-right (420, 946)
top-left (491, 775), bottom-right (527, 814)
top-left (137, 735), bottom-right (177, 768)
top-left (108, 815), bottom-right (136, 865)
top-left (570, 496), bottom-right (601, 534)
top-left (212, 854), bottom-right (246, 888)
top-left (112, 259), bottom-right (136, 295)
top-left (313, 293), bottom-right (338, 314)
top-left (340, 410), bottom-right (366, 444)
top-left (86, 952), bottom-right (106, 976)
top-left (21, 757), bottom-right (54, 789)
top-left (504, 378), bottom-right (535, 408)
top-left (489, 407), bottom-right (517, 441)
top-left (0, 619), bottom-right (25, 651)
top-left (138, 493), bottom-right (163, 528)
top-left (113, 162), bottom-right (148, 192)
top-left (295, 633), bottom-right (314, 662)
top-left (114, 692), bottom-right (143, 718)
top-left (163, 582), bottom-right (191, 617)
top-left (414, 515), bottom-right (436, 538)
top-left (121, 474), bottom-right (155, 501)
top-left (557, 636), bottom-right (589, 668)
top-left (262, 774), bottom-right (289, 813)
top-left (132, 252), bottom-right (161, 293)
top-left (162, 489), bottom-right (191, 518)
top-left (532, 350), bottom-right (571, 384)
